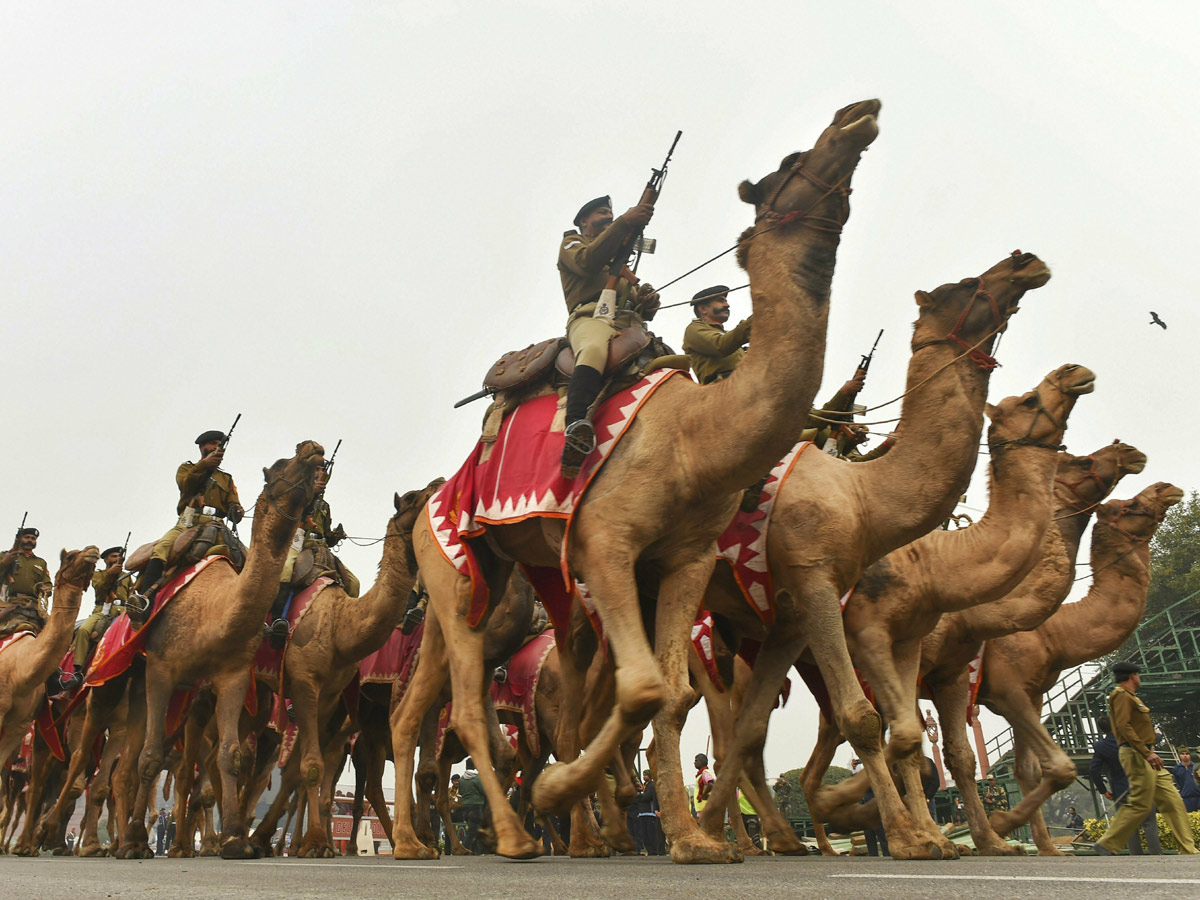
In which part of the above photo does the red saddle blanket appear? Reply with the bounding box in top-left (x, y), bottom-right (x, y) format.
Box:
top-left (358, 621), bottom-right (424, 701)
top-left (428, 369), bottom-right (684, 630)
top-left (437, 629), bottom-right (556, 759)
top-left (716, 441), bottom-right (812, 627)
top-left (691, 611), bottom-right (723, 692)
top-left (252, 576), bottom-right (334, 686)
top-left (86, 556), bottom-right (232, 688)
top-left (0, 631), bottom-right (33, 658)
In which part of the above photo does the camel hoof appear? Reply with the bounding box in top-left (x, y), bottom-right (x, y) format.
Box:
top-left (531, 763), bottom-right (577, 815)
top-left (79, 844), bottom-right (107, 858)
top-left (11, 844), bottom-right (36, 857)
top-left (568, 844), bottom-right (609, 858)
top-left (988, 811), bottom-right (1016, 837)
top-left (978, 841), bottom-right (1026, 856)
top-left (669, 833), bottom-right (743, 865)
top-left (450, 845), bottom-right (473, 856)
top-left (889, 839), bottom-right (944, 861)
top-left (1035, 845), bottom-right (1066, 857)
top-left (50, 846), bottom-right (71, 856)
top-left (198, 845), bottom-right (220, 857)
top-left (220, 837), bottom-right (256, 859)
top-left (764, 832), bottom-right (808, 856)
top-left (392, 842), bottom-right (440, 860)
top-left (496, 834), bottom-right (542, 860)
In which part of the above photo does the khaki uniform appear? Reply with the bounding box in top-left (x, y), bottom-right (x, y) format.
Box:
top-left (682, 317), bottom-right (753, 385)
top-left (1097, 686), bottom-right (1198, 854)
top-left (281, 497), bottom-right (360, 596)
top-left (0, 551), bottom-right (51, 602)
top-left (74, 567), bottom-right (130, 667)
top-left (151, 460), bottom-right (241, 563)
top-left (559, 225), bottom-right (642, 372)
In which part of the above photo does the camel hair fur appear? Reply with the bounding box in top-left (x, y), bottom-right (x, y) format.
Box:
top-left (0, 547), bottom-right (98, 768)
top-left (900, 443), bottom-right (1149, 856)
top-left (396, 99), bottom-right (882, 864)
top-left (110, 440), bottom-right (325, 860)
top-left (978, 481), bottom-right (1182, 855)
top-left (795, 364), bottom-right (1096, 855)
top-left (692, 249), bottom-right (1052, 861)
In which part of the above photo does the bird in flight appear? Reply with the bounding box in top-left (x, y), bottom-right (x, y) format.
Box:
top-left (1149, 311), bottom-right (1167, 330)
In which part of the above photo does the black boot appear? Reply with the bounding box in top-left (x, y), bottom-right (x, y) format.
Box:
top-left (129, 558), bottom-right (166, 624)
top-left (561, 364), bottom-right (603, 478)
top-left (267, 585), bottom-right (291, 650)
top-left (137, 558), bottom-right (166, 595)
top-left (400, 585), bottom-right (426, 634)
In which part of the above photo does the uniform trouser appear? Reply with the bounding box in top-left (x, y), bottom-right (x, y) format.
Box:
top-left (463, 806), bottom-right (484, 852)
top-left (73, 610), bottom-right (108, 668)
top-left (1099, 748), bottom-right (1198, 853)
top-left (566, 310), bottom-right (641, 373)
top-left (151, 515), bottom-right (218, 563)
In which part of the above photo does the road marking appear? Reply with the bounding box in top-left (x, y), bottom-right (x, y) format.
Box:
top-left (830, 873), bottom-right (1200, 885)
top-left (253, 862), bottom-right (462, 870)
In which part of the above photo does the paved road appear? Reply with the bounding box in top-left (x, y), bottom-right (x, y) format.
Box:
top-left (4, 853), bottom-right (1200, 899)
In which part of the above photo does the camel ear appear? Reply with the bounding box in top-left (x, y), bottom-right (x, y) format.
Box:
top-left (262, 466), bottom-right (270, 482)
top-left (738, 179), bottom-right (762, 205)
top-left (61, 548), bottom-right (68, 567)
top-left (984, 402), bottom-right (998, 420)
top-left (394, 492), bottom-right (403, 513)
top-left (914, 290), bottom-right (936, 308)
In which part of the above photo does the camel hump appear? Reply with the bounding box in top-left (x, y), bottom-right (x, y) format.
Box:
top-left (484, 337), bottom-right (564, 393)
top-left (555, 326), bottom-right (651, 379)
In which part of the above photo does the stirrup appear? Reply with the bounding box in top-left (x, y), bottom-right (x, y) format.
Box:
top-left (266, 618), bottom-right (289, 650)
top-left (560, 420), bottom-right (597, 479)
top-left (127, 591), bottom-right (152, 626)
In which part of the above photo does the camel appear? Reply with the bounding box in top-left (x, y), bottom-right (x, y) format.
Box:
top-left (396, 99), bottom-right (882, 864)
top-left (795, 364), bottom-right (1096, 852)
top-left (111, 440), bottom-right (325, 859)
top-left (977, 481), bottom-right (1183, 854)
top-left (694, 251), bottom-right (1053, 859)
top-left (0, 547), bottom-right (98, 767)
top-left (911, 444), bottom-right (1149, 854)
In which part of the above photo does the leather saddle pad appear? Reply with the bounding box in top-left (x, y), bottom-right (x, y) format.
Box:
top-left (484, 338), bottom-right (564, 393)
top-left (555, 326), bottom-right (651, 378)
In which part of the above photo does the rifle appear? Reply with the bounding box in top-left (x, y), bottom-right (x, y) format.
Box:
top-left (593, 130), bottom-right (682, 321)
top-left (13, 511), bottom-right (27, 549)
top-left (858, 329), bottom-right (884, 378)
top-left (220, 413), bottom-right (241, 450)
top-left (324, 439), bottom-right (342, 476)
top-left (825, 330), bottom-right (884, 421)
top-left (121, 531), bottom-right (131, 559)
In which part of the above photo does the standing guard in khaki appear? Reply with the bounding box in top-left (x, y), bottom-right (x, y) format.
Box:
top-left (134, 429), bottom-right (245, 602)
top-left (0, 526), bottom-right (52, 635)
top-left (1095, 660), bottom-right (1198, 855)
top-left (682, 285), bottom-right (752, 384)
top-left (66, 545), bottom-right (131, 687)
top-left (558, 196), bottom-right (660, 476)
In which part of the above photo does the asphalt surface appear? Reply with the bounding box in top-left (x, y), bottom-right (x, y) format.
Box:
top-left (4, 853), bottom-right (1200, 900)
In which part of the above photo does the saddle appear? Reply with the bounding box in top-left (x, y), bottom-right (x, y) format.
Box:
top-left (289, 544), bottom-right (354, 593)
top-left (476, 328), bottom-right (686, 443)
top-left (0, 599), bottom-right (45, 639)
top-left (125, 522), bottom-right (247, 576)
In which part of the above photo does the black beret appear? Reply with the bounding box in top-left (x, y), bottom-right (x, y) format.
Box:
top-left (18, 527), bottom-right (39, 538)
top-left (573, 196), bottom-right (612, 228)
top-left (101, 546), bottom-right (125, 559)
top-left (195, 430), bottom-right (225, 446)
top-left (691, 285), bottom-right (731, 307)
top-left (1112, 660), bottom-right (1141, 679)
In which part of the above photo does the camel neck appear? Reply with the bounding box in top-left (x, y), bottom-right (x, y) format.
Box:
top-left (916, 442), bottom-right (1059, 612)
top-left (33, 585), bottom-right (84, 671)
top-left (337, 530), bottom-right (418, 662)
top-left (230, 501), bottom-right (302, 637)
top-left (682, 227), bottom-right (836, 491)
top-left (844, 339), bottom-right (993, 556)
top-left (1038, 529), bottom-right (1152, 668)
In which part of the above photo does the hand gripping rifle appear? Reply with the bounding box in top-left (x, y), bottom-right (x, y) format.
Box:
top-left (825, 329), bottom-right (884, 422)
top-left (13, 511), bottom-right (27, 550)
top-left (592, 130), bottom-right (682, 322)
top-left (324, 439), bottom-right (342, 476)
top-left (211, 413), bottom-right (241, 533)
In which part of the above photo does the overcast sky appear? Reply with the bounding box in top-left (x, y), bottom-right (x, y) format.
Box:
top-left (4, 1), bottom-right (1197, 788)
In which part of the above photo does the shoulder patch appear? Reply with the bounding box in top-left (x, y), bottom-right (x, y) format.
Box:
top-left (563, 240), bottom-right (582, 250)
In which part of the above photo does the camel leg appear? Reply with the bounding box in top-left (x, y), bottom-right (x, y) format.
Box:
top-left (987, 690), bottom-right (1074, 855)
top-left (275, 791), bottom-right (298, 856)
top-left (316, 714), bottom-right (353, 855)
top-left (36, 699), bottom-right (104, 852)
top-left (389, 613), bottom-right (450, 859)
top-left (930, 675), bottom-right (1021, 856)
top-left (291, 678), bottom-right (333, 858)
top-left (115, 670), bottom-right (171, 859)
top-left (109, 667), bottom-right (146, 856)
top-left (798, 584), bottom-right (943, 861)
top-left (434, 755), bottom-right (468, 855)
top-left (79, 717), bottom-right (126, 857)
top-left (531, 541), bottom-right (665, 823)
top-left (360, 738), bottom-right (394, 844)
top-left (289, 789), bottom-right (308, 857)
top-left (167, 711), bottom-right (206, 857)
top-left (797, 711), bottom-right (845, 855)
top-left (12, 733), bottom-right (53, 856)
top-left (553, 626), bottom-right (607, 859)
top-left (250, 759), bottom-right (300, 855)
top-left (211, 670), bottom-right (255, 858)
top-left (644, 552), bottom-right (740, 865)
top-left (438, 597), bottom-right (539, 860)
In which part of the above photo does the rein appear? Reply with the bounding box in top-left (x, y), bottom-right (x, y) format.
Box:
top-left (1073, 499), bottom-right (1164, 583)
top-left (754, 151), bottom-right (854, 234)
top-left (912, 279), bottom-right (1005, 371)
top-left (988, 385), bottom-right (1068, 455)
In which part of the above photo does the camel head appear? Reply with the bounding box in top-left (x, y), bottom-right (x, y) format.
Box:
top-left (55, 545), bottom-right (100, 591)
top-left (1054, 441), bottom-right (1148, 513)
top-left (256, 440), bottom-right (326, 528)
top-left (1096, 482), bottom-right (1184, 543)
top-left (985, 364), bottom-right (1096, 455)
top-left (912, 252), bottom-right (1051, 363)
top-left (736, 99), bottom-right (880, 245)
top-left (389, 477), bottom-right (447, 537)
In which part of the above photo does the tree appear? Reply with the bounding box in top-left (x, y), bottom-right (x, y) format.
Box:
top-left (774, 765), bottom-right (852, 820)
top-left (1142, 490), bottom-right (1200, 622)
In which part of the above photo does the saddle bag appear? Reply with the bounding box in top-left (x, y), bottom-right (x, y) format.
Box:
top-left (484, 338), bottom-right (564, 393)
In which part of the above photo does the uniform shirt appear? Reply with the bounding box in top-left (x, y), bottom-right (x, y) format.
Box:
top-left (682, 317), bottom-right (753, 384)
top-left (175, 460), bottom-right (241, 516)
top-left (303, 498), bottom-right (339, 547)
top-left (558, 222), bottom-right (638, 315)
top-left (1109, 685), bottom-right (1156, 759)
top-left (2, 551), bottom-right (51, 599)
top-left (90, 567), bottom-right (131, 614)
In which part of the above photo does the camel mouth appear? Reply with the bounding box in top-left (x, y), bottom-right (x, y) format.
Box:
top-left (1125, 453), bottom-right (1149, 474)
top-left (1066, 376), bottom-right (1096, 396)
top-left (839, 113), bottom-right (879, 147)
top-left (1160, 486), bottom-right (1186, 506)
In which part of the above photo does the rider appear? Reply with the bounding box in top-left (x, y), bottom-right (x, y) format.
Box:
top-left (134, 430), bottom-right (244, 603)
top-left (66, 545), bottom-right (130, 687)
top-left (557, 195), bottom-right (660, 477)
top-left (0, 526), bottom-right (52, 634)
